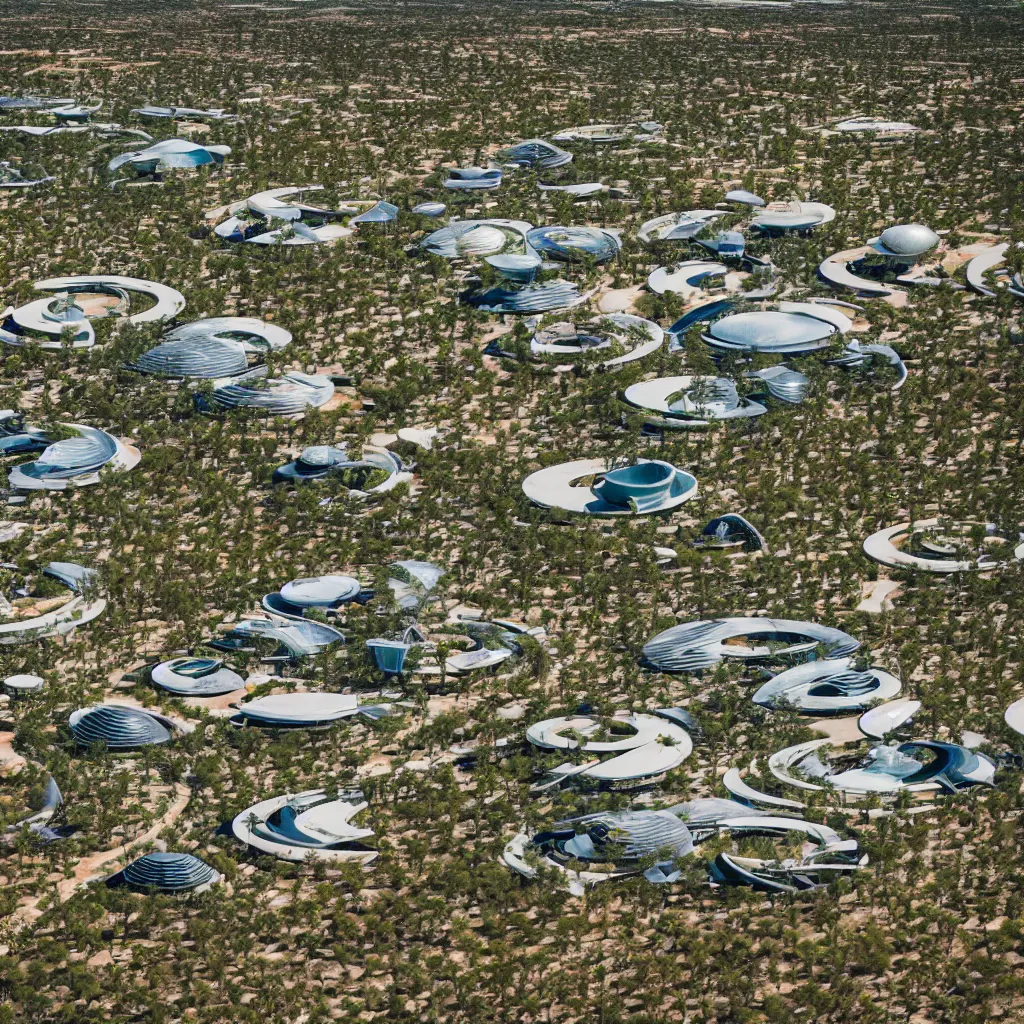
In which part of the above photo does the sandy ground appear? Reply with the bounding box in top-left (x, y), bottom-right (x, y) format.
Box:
top-left (597, 284), bottom-right (643, 313)
top-left (856, 578), bottom-right (902, 613)
top-left (810, 715), bottom-right (865, 743)
top-left (0, 731), bottom-right (27, 774)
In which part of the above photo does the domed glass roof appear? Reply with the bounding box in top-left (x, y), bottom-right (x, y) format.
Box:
top-left (121, 852), bottom-right (218, 892)
top-left (875, 223), bottom-right (939, 257)
top-left (456, 225), bottom-right (508, 256)
top-left (69, 705), bottom-right (172, 750)
top-left (706, 311), bottom-right (836, 352)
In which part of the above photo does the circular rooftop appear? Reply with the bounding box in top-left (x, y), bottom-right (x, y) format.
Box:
top-left (705, 310), bottom-right (836, 353)
top-left (280, 575), bottom-right (362, 607)
top-left (4, 673), bottom-right (45, 696)
top-left (874, 223), bottom-right (939, 257)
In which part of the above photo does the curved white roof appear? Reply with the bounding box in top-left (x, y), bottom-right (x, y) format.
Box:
top-left (871, 223), bottom-right (939, 258)
top-left (859, 699), bottom-right (922, 739)
top-left (818, 246), bottom-right (895, 296)
top-left (239, 692), bottom-right (359, 725)
top-left (1006, 698), bottom-right (1024, 738)
top-left (648, 260), bottom-right (728, 296)
top-left (522, 458), bottom-right (698, 516)
top-left (164, 317), bottom-right (291, 352)
top-left (722, 767), bottom-right (804, 809)
top-left (863, 519), bottom-right (1024, 573)
top-left (34, 275), bottom-right (185, 324)
top-left (752, 657), bottom-right (902, 713)
top-left (280, 575), bottom-right (361, 607)
top-left (965, 243), bottom-right (1019, 297)
top-left (705, 310), bottom-right (836, 353)
top-left (638, 210), bottom-right (721, 244)
top-left (776, 300), bottom-right (852, 333)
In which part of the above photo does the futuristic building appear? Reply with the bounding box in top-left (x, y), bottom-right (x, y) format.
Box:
top-left (232, 789), bottom-right (378, 864)
top-left (638, 209), bottom-right (721, 244)
top-left (386, 560), bottom-right (446, 612)
top-left (537, 182), bottom-right (606, 199)
top-left (526, 712), bottom-right (693, 792)
top-left (622, 376), bottom-right (766, 429)
top-left (498, 138), bottom-right (573, 170)
top-left (464, 278), bottom-right (590, 315)
top-left (151, 657), bottom-right (245, 697)
top-left (262, 575), bottom-right (367, 619)
top-left (132, 105), bottom-right (235, 121)
top-left (695, 513), bottom-right (766, 552)
top-left (213, 187), bottom-right (395, 246)
top-left (7, 776), bottom-right (63, 838)
top-left (859, 699), bottom-right (921, 740)
top-left (1005, 698), bottom-right (1024, 739)
top-left (112, 852), bottom-right (221, 893)
top-left (443, 167), bottom-right (502, 190)
top-left (724, 189), bottom-right (765, 207)
top-left (503, 797), bottom-right (866, 894)
top-left (212, 617), bottom-right (345, 661)
top-left (750, 201), bottom-right (835, 235)
top-left (273, 444), bottom-right (411, 494)
top-left (2, 274), bottom-right (185, 350)
top-left (551, 121), bottom-right (663, 143)
top-left (643, 618), bottom-right (860, 673)
top-left (819, 223), bottom-right (941, 296)
top-left (491, 313), bottom-right (663, 370)
top-left (770, 738), bottom-right (996, 796)
top-left (745, 365), bottom-right (809, 404)
top-left (130, 318), bottom-right (291, 378)
top-left (523, 458), bottom-right (698, 517)
top-left (0, 94), bottom-right (75, 111)
top-left (702, 302), bottom-right (850, 355)
top-left (0, 561), bottom-right (106, 645)
top-left (3, 673), bottom-right (45, 698)
top-left (965, 242), bottom-right (1024, 300)
top-left (108, 138), bottom-right (231, 177)
top-left (201, 372), bottom-right (334, 415)
top-left (131, 335), bottom-right (249, 379)
top-left (6, 421), bottom-right (140, 491)
top-left (863, 519), bottom-right (1024, 573)
top-left (0, 161), bottom-right (54, 189)
top-left (648, 259), bottom-right (727, 296)
top-left (367, 617), bottom-right (536, 677)
top-left (235, 692), bottom-right (361, 729)
top-left (421, 219), bottom-right (534, 260)
top-left (412, 201), bottom-right (446, 217)
top-left (69, 704), bottom-right (180, 751)
top-left (752, 657), bottom-right (902, 714)
top-left (526, 226), bottom-right (620, 263)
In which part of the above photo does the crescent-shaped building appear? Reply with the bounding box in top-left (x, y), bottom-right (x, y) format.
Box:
top-left (7, 422), bottom-right (140, 491)
top-left (109, 138), bottom-right (231, 176)
top-left (232, 789), bottom-right (377, 864)
top-left (151, 657), bottom-right (245, 697)
top-left (622, 375), bottom-right (766, 429)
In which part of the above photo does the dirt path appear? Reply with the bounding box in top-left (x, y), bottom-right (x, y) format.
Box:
top-left (8, 781), bottom-right (192, 933)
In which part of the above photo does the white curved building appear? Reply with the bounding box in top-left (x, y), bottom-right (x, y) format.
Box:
top-left (232, 789), bottom-right (377, 864)
top-left (526, 712), bottom-right (692, 791)
top-left (523, 458), bottom-right (698, 517)
top-left (523, 313), bottom-right (663, 369)
top-left (151, 657), bottom-right (245, 696)
top-left (7, 422), bottom-right (140, 491)
top-left (638, 209), bottom-right (721, 244)
top-left (109, 138), bottom-right (231, 176)
top-left (622, 375), bottom-right (766, 428)
top-left (702, 305), bottom-right (845, 355)
top-left (752, 657), bottom-right (901, 714)
top-left (863, 519), bottom-right (1024, 573)
top-left (0, 561), bottom-right (105, 645)
top-left (236, 692), bottom-right (361, 728)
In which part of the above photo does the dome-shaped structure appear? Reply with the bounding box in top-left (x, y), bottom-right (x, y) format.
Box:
top-left (871, 223), bottom-right (940, 258)
top-left (108, 138), bottom-right (231, 176)
top-left (163, 317), bottom-right (292, 353)
top-left (526, 226), bottom-right (620, 264)
top-left (131, 336), bottom-right (248, 378)
top-left (69, 705), bottom-right (173, 750)
top-left (498, 138), bottom-right (573, 170)
top-left (8, 423), bottom-right (140, 491)
top-left (204, 372), bottom-right (334, 415)
top-left (119, 852), bottom-right (220, 892)
top-left (703, 310), bottom-right (837, 354)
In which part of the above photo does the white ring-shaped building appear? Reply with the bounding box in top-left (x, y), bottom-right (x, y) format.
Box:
top-left (8, 423), bottom-right (140, 491)
top-left (151, 657), bottom-right (245, 696)
top-left (623, 375), bottom-right (766, 428)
